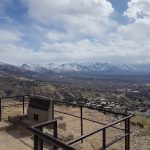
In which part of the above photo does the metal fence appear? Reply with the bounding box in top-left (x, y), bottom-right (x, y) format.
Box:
top-left (0, 95), bottom-right (133, 150)
top-left (0, 95), bottom-right (30, 121)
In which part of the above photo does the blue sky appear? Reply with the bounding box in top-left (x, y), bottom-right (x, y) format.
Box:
top-left (0, 0), bottom-right (150, 64)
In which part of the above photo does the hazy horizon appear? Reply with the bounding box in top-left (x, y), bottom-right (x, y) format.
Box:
top-left (1, 60), bottom-right (150, 66)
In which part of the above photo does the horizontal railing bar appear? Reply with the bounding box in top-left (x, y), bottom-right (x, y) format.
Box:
top-left (0, 93), bottom-right (45, 99)
top-left (99, 132), bottom-right (132, 150)
top-left (2, 102), bottom-right (28, 108)
top-left (0, 95), bottom-right (128, 116)
top-left (87, 106), bottom-right (127, 116)
top-left (54, 110), bottom-right (82, 118)
top-left (54, 100), bottom-right (128, 116)
top-left (0, 95), bottom-right (30, 99)
top-left (100, 114), bottom-right (133, 129)
top-left (67, 115), bottom-right (133, 145)
top-left (32, 120), bottom-right (57, 128)
top-left (29, 127), bottom-right (75, 150)
top-left (67, 128), bottom-right (105, 145)
top-left (83, 117), bottom-right (124, 131)
top-left (54, 110), bottom-right (124, 131)
top-left (0, 93), bottom-right (52, 100)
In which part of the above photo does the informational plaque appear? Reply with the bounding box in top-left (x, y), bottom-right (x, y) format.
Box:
top-left (29, 96), bottom-right (50, 111)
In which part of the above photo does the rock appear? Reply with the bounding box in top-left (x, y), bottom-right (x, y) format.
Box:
top-left (57, 120), bottom-right (66, 130)
top-left (57, 128), bottom-right (74, 142)
top-left (8, 115), bottom-right (27, 124)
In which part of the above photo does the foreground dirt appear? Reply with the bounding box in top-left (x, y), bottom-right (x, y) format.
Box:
top-left (0, 126), bottom-right (33, 150)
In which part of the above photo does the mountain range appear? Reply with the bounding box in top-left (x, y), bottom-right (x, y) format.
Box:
top-left (1, 62), bottom-right (150, 77)
top-left (21, 62), bottom-right (150, 75)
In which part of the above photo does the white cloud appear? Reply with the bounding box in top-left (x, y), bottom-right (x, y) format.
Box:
top-left (27, 0), bottom-right (115, 36)
top-left (39, 39), bottom-right (118, 62)
top-left (28, 0), bottom-right (113, 20)
top-left (0, 29), bottom-right (34, 64)
top-left (0, 0), bottom-right (150, 64)
top-left (46, 32), bottom-right (68, 42)
top-left (124, 0), bottom-right (150, 20)
top-left (0, 29), bottom-right (22, 44)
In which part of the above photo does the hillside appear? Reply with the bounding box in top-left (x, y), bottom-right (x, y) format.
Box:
top-left (0, 62), bottom-right (54, 79)
top-left (0, 61), bottom-right (150, 117)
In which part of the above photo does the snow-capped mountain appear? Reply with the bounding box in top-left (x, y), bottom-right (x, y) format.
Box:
top-left (0, 62), bottom-right (25, 73)
top-left (20, 62), bottom-right (150, 74)
top-left (21, 64), bottom-right (48, 72)
top-left (0, 62), bottom-right (52, 78)
top-left (1, 61), bottom-right (150, 78)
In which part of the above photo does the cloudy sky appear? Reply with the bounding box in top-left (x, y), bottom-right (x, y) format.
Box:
top-left (0, 0), bottom-right (150, 64)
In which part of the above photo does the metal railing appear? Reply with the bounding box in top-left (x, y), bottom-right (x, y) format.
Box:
top-left (0, 95), bottom-right (133, 150)
top-left (0, 95), bottom-right (30, 121)
top-left (67, 115), bottom-right (132, 150)
top-left (29, 108), bottom-right (132, 150)
top-left (28, 120), bottom-right (75, 150)
top-left (51, 100), bottom-right (133, 150)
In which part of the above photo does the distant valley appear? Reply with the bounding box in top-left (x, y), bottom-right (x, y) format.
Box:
top-left (0, 61), bottom-right (150, 118)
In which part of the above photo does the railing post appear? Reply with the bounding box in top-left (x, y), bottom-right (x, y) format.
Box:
top-left (125, 118), bottom-right (130, 150)
top-left (128, 118), bottom-right (130, 150)
top-left (34, 128), bottom-right (43, 150)
top-left (53, 120), bottom-right (58, 150)
top-left (51, 100), bottom-right (54, 120)
top-left (54, 120), bottom-right (57, 139)
top-left (0, 98), bottom-right (2, 121)
top-left (34, 135), bottom-right (38, 150)
top-left (102, 128), bottom-right (106, 150)
top-left (80, 106), bottom-right (83, 143)
top-left (23, 96), bottom-right (25, 114)
top-left (39, 127), bottom-right (43, 150)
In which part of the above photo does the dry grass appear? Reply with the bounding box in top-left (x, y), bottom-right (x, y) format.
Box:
top-left (131, 115), bottom-right (150, 136)
top-left (131, 115), bottom-right (150, 128)
top-left (2, 104), bottom-right (28, 120)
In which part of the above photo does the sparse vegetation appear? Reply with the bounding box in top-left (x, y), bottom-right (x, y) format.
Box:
top-left (131, 115), bottom-right (150, 135)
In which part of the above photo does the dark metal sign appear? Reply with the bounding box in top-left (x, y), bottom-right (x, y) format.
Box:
top-left (29, 97), bottom-right (50, 111)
